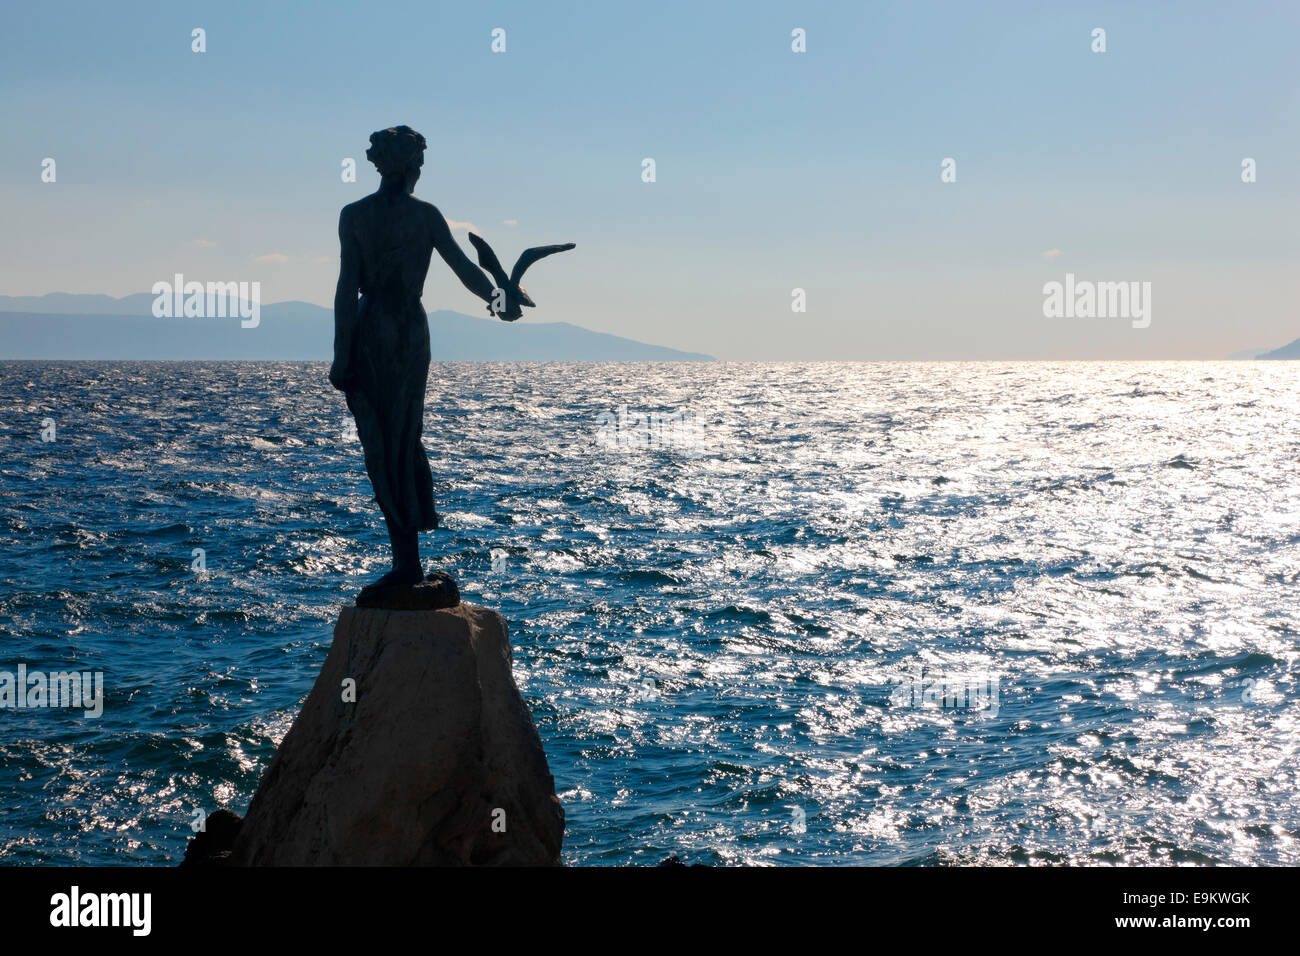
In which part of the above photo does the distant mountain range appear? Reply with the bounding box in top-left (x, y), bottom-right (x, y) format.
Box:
top-left (1256, 337), bottom-right (1300, 360)
top-left (0, 293), bottom-right (714, 362)
top-left (1229, 337), bottom-right (1300, 360)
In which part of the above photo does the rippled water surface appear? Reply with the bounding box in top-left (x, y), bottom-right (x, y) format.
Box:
top-left (0, 360), bottom-right (1297, 865)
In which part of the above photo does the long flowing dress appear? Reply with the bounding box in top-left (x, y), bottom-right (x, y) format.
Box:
top-left (341, 193), bottom-right (439, 532)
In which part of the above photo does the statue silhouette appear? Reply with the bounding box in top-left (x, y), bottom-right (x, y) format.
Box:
top-left (329, 125), bottom-right (572, 601)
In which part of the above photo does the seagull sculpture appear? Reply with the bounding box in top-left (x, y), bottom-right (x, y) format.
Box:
top-left (467, 233), bottom-right (575, 320)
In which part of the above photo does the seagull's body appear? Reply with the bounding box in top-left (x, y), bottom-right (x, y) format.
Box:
top-left (467, 233), bottom-right (575, 315)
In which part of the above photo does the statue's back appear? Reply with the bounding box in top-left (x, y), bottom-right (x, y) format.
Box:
top-left (347, 193), bottom-right (435, 317)
top-left (339, 190), bottom-right (438, 539)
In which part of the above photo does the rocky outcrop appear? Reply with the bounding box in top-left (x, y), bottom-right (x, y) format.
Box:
top-left (180, 809), bottom-right (243, 867)
top-left (217, 602), bottom-right (563, 866)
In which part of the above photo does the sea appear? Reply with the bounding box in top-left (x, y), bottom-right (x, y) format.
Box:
top-left (0, 360), bottom-right (1296, 865)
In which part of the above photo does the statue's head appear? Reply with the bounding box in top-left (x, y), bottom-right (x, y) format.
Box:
top-left (366, 125), bottom-right (426, 193)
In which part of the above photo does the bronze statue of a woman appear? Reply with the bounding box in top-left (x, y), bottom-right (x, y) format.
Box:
top-left (329, 125), bottom-right (571, 601)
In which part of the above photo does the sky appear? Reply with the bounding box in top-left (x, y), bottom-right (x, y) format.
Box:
top-left (0, 0), bottom-right (1296, 360)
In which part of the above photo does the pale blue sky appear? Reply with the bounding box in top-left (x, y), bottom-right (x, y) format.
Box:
top-left (1, 0), bottom-right (1296, 359)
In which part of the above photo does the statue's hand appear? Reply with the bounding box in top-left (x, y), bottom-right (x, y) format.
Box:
top-left (329, 361), bottom-right (356, 392)
top-left (487, 289), bottom-right (524, 322)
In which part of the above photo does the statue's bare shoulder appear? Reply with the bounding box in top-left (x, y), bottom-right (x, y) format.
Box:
top-left (343, 196), bottom-right (372, 216)
top-left (337, 197), bottom-right (370, 235)
top-left (416, 198), bottom-right (446, 226)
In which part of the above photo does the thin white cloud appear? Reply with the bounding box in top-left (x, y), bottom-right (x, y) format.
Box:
top-left (255, 253), bottom-right (289, 264)
top-left (192, 239), bottom-right (216, 248)
top-left (446, 219), bottom-right (480, 233)
top-left (1042, 248), bottom-right (1062, 258)
top-left (503, 219), bottom-right (518, 227)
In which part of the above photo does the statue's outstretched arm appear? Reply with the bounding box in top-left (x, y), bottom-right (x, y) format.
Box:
top-left (428, 205), bottom-right (519, 319)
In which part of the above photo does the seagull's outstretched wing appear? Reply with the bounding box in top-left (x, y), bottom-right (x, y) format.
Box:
top-left (510, 243), bottom-right (577, 286)
top-left (467, 233), bottom-right (510, 290)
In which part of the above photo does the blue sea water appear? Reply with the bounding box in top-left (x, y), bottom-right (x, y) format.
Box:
top-left (0, 360), bottom-right (1297, 866)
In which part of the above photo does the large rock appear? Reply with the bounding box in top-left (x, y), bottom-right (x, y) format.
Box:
top-left (226, 603), bottom-right (563, 865)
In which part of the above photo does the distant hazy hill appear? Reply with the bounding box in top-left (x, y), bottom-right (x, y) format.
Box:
top-left (0, 292), bottom-right (160, 315)
top-left (0, 294), bottom-right (713, 361)
top-left (1258, 336), bottom-right (1300, 360)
